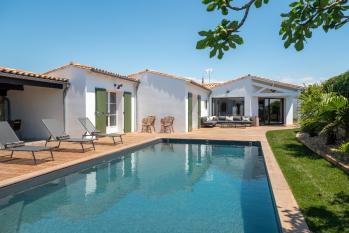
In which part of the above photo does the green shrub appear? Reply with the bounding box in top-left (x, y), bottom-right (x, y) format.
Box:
top-left (339, 141), bottom-right (349, 154)
top-left (300, 118), bottom-right (322, 137)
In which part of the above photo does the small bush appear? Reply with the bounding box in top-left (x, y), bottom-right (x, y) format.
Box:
top-left (301, 118), bottom-right (322, 137)
top-left (339, 141), bottom-right (349, 154)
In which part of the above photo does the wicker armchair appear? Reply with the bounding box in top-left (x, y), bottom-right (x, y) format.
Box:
top-left (141, 116), bottom-right (156, 133)
top-left (160, 116), bottom-right (174, 133)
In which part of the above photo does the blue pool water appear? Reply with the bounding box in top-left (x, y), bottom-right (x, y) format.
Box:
top-left (0, 142), bottom-right (280, 233)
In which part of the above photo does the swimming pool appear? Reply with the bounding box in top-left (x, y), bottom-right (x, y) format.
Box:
top-left (0, 140), bottom-right (280, 233)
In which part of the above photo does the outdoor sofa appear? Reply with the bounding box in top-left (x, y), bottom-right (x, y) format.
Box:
top-left (201, 117), bottom-right (218, 127)
top-left (202, 116), bottom-right (253, 128)
top-left (0, 121), bottom-right (54, 164)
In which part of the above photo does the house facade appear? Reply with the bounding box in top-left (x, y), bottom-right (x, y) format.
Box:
top-left (129, 70), bottom-right (211, 133)
top-left (45, 63), bottom-right (139, 137)
top-left (206, 75), bottom-right (302, 125)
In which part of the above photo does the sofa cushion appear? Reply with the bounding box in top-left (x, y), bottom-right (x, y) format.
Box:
top-left (226, 116), bottom-right (234, 121)
top-left (218, 116), bottom-right (226, 121)
top-left (242, 116), bottom-right (250, 121)
top-left (233, 116), bottom-right (242, 121)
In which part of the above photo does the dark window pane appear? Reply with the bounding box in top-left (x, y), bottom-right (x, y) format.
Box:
top-left (110, 115), bottom-right (116, 126)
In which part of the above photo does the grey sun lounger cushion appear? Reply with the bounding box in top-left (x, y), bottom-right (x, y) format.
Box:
top-left (42, 119), bottom-right (95, 152)
top-left (0, 121), bottom-right (54, 164)
top-left (78, 117), bottom-right (124, 144)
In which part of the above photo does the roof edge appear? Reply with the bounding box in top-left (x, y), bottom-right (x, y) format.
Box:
top-left (44, 63), bottom-right (139, 83)
top-left (128, 69), bottom-right (211, 91)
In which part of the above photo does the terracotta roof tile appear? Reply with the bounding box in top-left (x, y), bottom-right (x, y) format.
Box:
top-left (0, 66), bottom-right (68, 82)
top-left (203, 82), bottom-right (222, 89)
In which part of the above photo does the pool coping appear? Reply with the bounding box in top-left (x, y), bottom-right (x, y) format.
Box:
top-left (0, 136), bottom-right (310, 233)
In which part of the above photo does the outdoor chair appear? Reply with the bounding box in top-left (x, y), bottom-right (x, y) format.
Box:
top-left (160, 116), bottom-right (174, 133)
top-left (0, 121), bottom-right (54, 164)
top-left (42, 119), bottom-right (95, 152)
top-left (78, 117), bottom-right (124, 144)
top-left (141, 116), bottom-right (155, 133)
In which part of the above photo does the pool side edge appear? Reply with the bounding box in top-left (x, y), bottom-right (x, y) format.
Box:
top-left (261, 140), bottom-right (310, 233)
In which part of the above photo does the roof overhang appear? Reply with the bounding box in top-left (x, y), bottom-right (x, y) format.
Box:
top-left (0, 71), bottom-right (68, 93)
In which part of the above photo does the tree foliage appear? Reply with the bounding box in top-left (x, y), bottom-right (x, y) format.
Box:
top-left (299, 75), bottom-right (349, 144)
top-left (323, 70), bottom-right (349, 98)
top-left (197, 0), bottom-right (349, 59)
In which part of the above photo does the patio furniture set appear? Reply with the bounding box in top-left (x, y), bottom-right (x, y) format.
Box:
top-left (201, 116), bottom-right (253, 128)
top-left (0, 117), bottom-right (124, 164)
top-left (141, 116), bottom-right (174, 133)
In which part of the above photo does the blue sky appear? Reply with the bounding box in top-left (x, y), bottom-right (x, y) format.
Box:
top-left (0, 0), bottom-right (348, 84)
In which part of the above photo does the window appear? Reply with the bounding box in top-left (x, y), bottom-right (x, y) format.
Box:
top-left (106, 92), bottom-right (117, 127)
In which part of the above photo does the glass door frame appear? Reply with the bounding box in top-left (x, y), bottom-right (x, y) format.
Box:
top-left (258, 98), bottom-right (284, 125)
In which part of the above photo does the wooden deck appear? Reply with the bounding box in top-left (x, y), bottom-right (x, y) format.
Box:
top-left (0, 126), bottom-right (309, 233)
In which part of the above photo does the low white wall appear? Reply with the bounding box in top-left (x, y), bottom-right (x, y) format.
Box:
top-left (7, 86), bottom-right (64, 140)
top-left (135, 72), bottom-right (187, 133)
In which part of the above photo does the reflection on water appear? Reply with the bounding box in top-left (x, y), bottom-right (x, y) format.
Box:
top-left (0, 143), bottom-right (279, 233)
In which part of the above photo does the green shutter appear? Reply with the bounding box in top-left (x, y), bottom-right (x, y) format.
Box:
top-left (95, 88), bottom-right (107, 133)
top-left (123, 92), bottom-right (132, 133)
top-left (188, 93), bottom-right (192, 132)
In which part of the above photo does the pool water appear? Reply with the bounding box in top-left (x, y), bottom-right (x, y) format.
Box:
top-left (0, 142), bottom-right (280, 233)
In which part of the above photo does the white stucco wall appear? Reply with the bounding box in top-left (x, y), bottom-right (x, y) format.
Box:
top-left (134, 72), bottom-right (187, 133)
top-left (210, 78), bottom-right (254, 116)
top-left (7, 86), bottom-right (64, 140)
top-left (47, 66), bottom-right (87, 137)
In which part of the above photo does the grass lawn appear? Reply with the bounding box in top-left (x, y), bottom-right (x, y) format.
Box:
top-left (266, 129), bottom-right (349, 233)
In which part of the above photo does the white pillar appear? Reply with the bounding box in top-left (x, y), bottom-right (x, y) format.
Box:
top-left (284, 97), bottom-right (294, 125)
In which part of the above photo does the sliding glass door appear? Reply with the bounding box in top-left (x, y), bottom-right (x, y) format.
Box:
top-left (258, 98), bottom-right (284, 125)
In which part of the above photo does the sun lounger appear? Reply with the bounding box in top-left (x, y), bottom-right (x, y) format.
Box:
top-left (42, 119), bottom-right (95, 152)
top-left (0, 121), bottom-right (54, 164)
top-left (78, 117), bottom-right (124, 144)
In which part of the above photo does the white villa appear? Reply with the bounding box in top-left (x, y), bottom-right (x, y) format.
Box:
top-left (0, 63), bottom-right (302, 139)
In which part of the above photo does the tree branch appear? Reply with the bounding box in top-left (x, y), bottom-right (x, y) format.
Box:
top-left (226, 0), bottom-right (256, 11)
top-left (226, 0), bottom-right (255, 33)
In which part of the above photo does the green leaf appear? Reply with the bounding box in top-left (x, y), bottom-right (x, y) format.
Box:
top-left (209, 48), bottom-right (217, 58)
top-left (198, 31), bottom-right (208, 36)
top-left (196, 39), bottom-right (207, 49)
top-left (231, 34), bottom-right (244, 45)
top-left (207, 4), bottom-right (216, 11)
top-left (218, 48), bottom-right (224, 59)
top-left (295, 40), bottom-right (304, 51)
top-left (255, 0), bottom-right (262, 8)
top-left (304, 30), bottom-right (312, 38)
